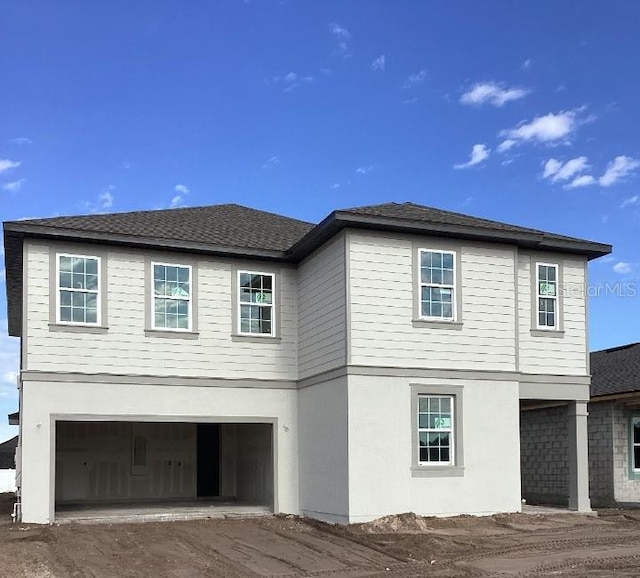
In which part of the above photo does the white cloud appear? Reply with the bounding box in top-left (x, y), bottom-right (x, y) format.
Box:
top-left (330, 183), bottom-right (341, 189)
top-left (170, 195), bottom-right (183, 208)
top-left (402, 70), bottom-right (426, 89)
top-left (402, 97), bottom-right (418, 105)
top-left (498, 108), bottom-right (586, 151)
top-left (0, 159), bottom-right (21, 174)
top-left (10, 137), bottom-right (32, 146)
top-left (522, 59), bottom-right (532, 70)
top-left (2, 179), bottom-right (25, 193)
top-left (460, 82), bottom-right (529, 107)
top-left (355, 165), bottom-right (373, 174)
top-left (98, 191), bottom-right (113, 209)
top-left (453, 144), bottom-right (490, 169)
top-left (565, 175), bottom-right (596, 189)
top-left (174, 184), bottom-right (189, 195)
top-left (320, 68), bottom-right (333, 76)
top-left (599, 156), bottom-right (640, 187)
top-left (329, 23), bottom-right (351, 57)
top-left (371, 55), bottom-right (385, 72)
top-left (262, 156), bottom-right (280, 169)
top-left (272, 71), bottom-right (314, 92)
top-left (542, 156), bottom-right (590, 183)
top-left (613, 261), bottom-right (632, 274)
top-left (621, 195), bottom-right (640, 208)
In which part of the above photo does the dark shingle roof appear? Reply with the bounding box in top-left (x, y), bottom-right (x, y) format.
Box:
top-left (11, 204), bottom-right (315, 253)
top-left (4, 201), bottom-right (612, 337)
top-left (590, 343), bottom-right (640, 397)
top-left (0, 436), bottom-right (17, 470)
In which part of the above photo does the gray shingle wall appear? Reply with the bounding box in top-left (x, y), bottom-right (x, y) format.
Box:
top-left (588, 402), bottom-right (615, 506)
top-left (520, 406), bottom-right (569, 505)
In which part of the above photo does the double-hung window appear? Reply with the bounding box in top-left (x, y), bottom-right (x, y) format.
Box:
top-left (419, 249), bottom-right (456, 321)
top-left (152, 263), bottom-right (192, 330)
top-left (632, 417), bottom-right (640, 473)
top-left (536, 263), bottom-right (558, 329)
top-left (57, 254), bottom-right (101, 325)
top-left (238, 271), bottom-right (275, 335)
top-left (418, 395), bottom-right (454, 465)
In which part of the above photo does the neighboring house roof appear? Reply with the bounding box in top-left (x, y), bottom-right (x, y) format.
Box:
top-left (3, 201), bottom-right (612, 337)
top-left (591, 343), bottom-right (640, 398)
top-left (0, 436), bottom-right (17, 470)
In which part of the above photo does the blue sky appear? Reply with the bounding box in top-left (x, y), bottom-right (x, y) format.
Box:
top-left (1, 1), bottom-right (639, 441)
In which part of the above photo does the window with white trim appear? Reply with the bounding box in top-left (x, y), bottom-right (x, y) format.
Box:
top-left (152, 263), bottom-right (192, 330)
top-left (418, 395), bottom-right (454, 465)
top-left (57, 254), bottom-right (100, 325)
top-left (632, 417), bottom-right (640, 472)
top-left (537, 263), bottom-right (558, 329)
top-left (238, 271), bottom-right (274, 335)
top-left (419, 249), bottom-right (456, 320)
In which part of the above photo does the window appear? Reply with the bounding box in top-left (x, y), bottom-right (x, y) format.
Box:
top-left (419, 250), bottom-right (456, 321)
top-left (152, 263), bottom-right (192, 330)
top-left (537, 263), bottom-right (558, 329)
top-left (418, 395), bottom-right (454, 465)
top-left (57, 254), bottom-right (101, 325)
top-left (238, 271), bottom-right (275, 335)
top-left (632, 417), bottom-right (640, 472)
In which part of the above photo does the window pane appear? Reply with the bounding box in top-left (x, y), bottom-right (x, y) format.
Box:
top-left (443, 270), bottom-right (454, 285)
top-left (86, 259), bottom-right (98, 275)
top-left (442, 253), bottom-right (454, 269)
top-left (59, 272), bottom-right (72, 288)
top-left (72, 308), bottom-right (84, 323)
top-left (635, 447), bottom-right (640, 470)
top-left (634, 420), bottom-right (640, 444)
top-left (419, 447), bottom-right (429, 462)
top-left (59, 256), bottom-right (73, 272)
top-left (418, 397), bottom-right (429, 412)
top-left (86, 309), bottom-right (97, 324)
top-left (421, 251), bottom-right (433, 268)
top-left (60, 306), bottom-right (72, 322)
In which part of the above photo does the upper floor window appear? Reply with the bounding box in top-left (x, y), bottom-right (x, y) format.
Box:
top-left (57, 254), bottom-right (100, 325)
top-left (536, 263), bottom-right (558, 329)
top-left (152, 263), bottom-right (192, 331)
top-left (419, 249), bottom-right (456, 321)
top-left (238, 271), bottom-right (274, 335)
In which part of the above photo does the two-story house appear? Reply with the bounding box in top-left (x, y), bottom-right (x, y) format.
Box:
top-left (3, 202), bottom-right (611, 524)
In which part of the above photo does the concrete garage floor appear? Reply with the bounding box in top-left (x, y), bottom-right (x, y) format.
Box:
top-left (55, 499), bottom-right (271, 524)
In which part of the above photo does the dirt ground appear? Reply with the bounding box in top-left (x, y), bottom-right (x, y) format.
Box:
top-left (2, 494), bottom-right (640, 577)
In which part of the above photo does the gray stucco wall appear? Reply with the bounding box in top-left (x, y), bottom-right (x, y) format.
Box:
top-left (520, 405), bottom-right (569, 505)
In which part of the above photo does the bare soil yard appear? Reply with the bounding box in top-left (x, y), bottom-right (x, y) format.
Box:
top-left (2, 494), bottom-right (640, 576)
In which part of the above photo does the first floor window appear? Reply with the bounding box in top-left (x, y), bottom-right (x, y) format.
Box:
top-left (239, 271), bottom-right (274, 335)
top-left (632, 417), bottom-right (640, 471)
top-left (537, 263), bottom-right (558, 329)
top-left (153, 263), bottom-right (192, 330)
top-left (418, 395), bottom-right (454, 465)
top-left (58, 254), bottom-right (100, 324)
top-left (419, 249), bottom-right (456, 320)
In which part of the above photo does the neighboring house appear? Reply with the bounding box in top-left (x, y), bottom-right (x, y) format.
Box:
top-left (522, 342), bottom-right (640, 507)
top-left (0, 436), bottom-right (17, 493)
top-left (3, 202), bottom-right (611, 524)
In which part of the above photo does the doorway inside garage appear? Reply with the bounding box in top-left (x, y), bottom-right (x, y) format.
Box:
top-left (54, 421), bottom-right (274, 521)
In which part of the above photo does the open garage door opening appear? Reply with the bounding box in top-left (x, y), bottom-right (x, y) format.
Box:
top-left (54, 421), bottom-right (274, 522)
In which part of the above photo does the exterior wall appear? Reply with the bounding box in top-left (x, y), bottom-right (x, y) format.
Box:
top-left (55, 422), bottom-right (196, 503)
top-left (587, 402), bottom-right (615, 506)
top-left (347, 374), bottom-right (522, 522)
top-left (20, 379), bottom-right (298, 524)
top-left (24, 241), bottom-right (298, 381)
top-left (348, 231), bottom-right (518, 372)
top-left (298, 376), bottom-right (349, 523)
top-left (520, 406), bottom-right (569, 505)
top-left (517, 253), bottom-right (588, 376)
top-left (297, 235), bottom-right (346, 379)
top-left (611, 402), bottom-right (640, 503)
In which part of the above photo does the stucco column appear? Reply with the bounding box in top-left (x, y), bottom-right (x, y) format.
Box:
top-left (568, 400), bottom-right (591, 512)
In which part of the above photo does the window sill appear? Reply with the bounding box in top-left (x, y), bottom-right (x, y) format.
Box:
top-left (530, 330), bottom-right (565, 338)
top-left (144, 329), bottom-right (199, 340)
top-left (411, 465), bottom-right (465, 478)
top-left (412, 319), bottom-right (463, 330)
top-left (49, 323), bottom-right (108, 334)
top-left (232, 334), bottom-right (281, 343)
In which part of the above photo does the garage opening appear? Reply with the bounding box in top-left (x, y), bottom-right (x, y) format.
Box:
top-left (54, 421), bottom-right (274, 522)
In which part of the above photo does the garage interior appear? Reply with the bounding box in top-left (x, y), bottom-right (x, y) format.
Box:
top-left (54, 421), bottom-right (274, 522)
